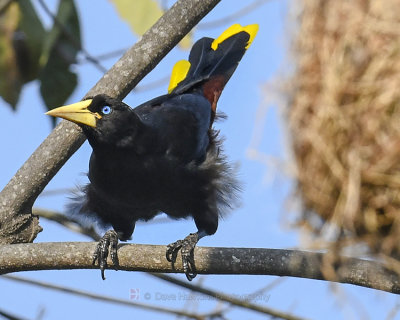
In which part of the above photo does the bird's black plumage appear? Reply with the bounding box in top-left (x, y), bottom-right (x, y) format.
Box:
top-left (46, 24), bottom-right (258, 280)
top-left (74, 93), bottom-right (236, 240)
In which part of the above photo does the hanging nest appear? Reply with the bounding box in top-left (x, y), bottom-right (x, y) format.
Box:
top-left (288, 0), bottom-right (400, 257)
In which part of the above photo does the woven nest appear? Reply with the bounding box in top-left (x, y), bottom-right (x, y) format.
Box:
top-left (288, 0), bottom-right (400, 256)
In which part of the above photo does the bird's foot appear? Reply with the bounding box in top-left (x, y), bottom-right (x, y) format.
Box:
top-left (92, 230), bottom-right (119, 280)
top-left (166, 232), bottom-right (199, 281)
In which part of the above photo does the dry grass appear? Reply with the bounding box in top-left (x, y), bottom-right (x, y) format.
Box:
top-left (288, 0), bottom-right (400, 257)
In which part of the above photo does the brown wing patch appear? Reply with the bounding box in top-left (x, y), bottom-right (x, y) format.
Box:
top-left (203, 75), bottom-right (226, 115)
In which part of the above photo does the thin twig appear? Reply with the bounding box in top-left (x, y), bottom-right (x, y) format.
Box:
top-left (386, 300), bottom-right (400, 320)
top-left (32, 208), bottom-right (101, 241)
top-left (1, 274), bottom-right (204, 320)
top-left (198, 0), bottom-right (270, 29)
top-left (211, 277), bottom-right (285, 316)
top-left (253, 277), bottom-right (286, 295)
top-left (90, 48), bottom-right (127, 62)
top-left (39, 188), bottom-right (74, 197)
top-left (132, 75), bottom-right (170, 92)
top-left (33, 207), bottom-right (171, 233)
top-left (150, 273), bottom-right (306, 320)
top-left (159, 0), bottom-right (270, 30)
top-left (0, 308), bottom-right (29, 320)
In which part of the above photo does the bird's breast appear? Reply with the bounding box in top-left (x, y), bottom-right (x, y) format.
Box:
top-left (88, 151), bottom-right (212, 217)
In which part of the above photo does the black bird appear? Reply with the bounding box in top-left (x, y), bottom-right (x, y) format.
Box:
top-left (46, 24), bottom-right (258, 280)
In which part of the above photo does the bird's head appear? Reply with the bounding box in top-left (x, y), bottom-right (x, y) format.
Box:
top-left (46, 94), bottom-right (141, 149)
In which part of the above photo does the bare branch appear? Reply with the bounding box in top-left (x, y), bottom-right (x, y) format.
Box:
top-left (33, 207), bottom-right (172, 235)
top-left (150, 273), bottom-right (305, 320)
top-left (90, 48), bottom-right (128, 62)
top-left (38, 188), bottom-right (74, 197)
top-left (2, 274), bottom-right (204, 320)
top-left (0, 0), bottom-right (221, 244)
top-left (24, 210), bottom-right (298, 319)
top-left (32, 208), bottom-right (101, 241)
top-left (132, 75), bottom-right (170, 92)
top-left (198, 0), bottom-right (269, 29)
top-left (0, 243), bottom-right (399, 294)
top-left (0, 307), bottom-right (29, 320)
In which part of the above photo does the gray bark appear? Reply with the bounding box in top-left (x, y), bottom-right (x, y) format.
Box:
top-left (1, 243), bottom-right (399, 294)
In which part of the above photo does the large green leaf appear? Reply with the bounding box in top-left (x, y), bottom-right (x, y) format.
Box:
top-left (110, 0), bottom-right (192, 49)
top-left (40, 51), bottom-right (78, 108)
top-left (40, 0), bottom-right (81, 110)
top-left (17, 0), bottom-right (46, 82)
top-left (0, 0), bottom-right (46, 109)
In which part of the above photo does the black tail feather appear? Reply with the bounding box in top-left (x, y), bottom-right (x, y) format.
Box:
top-left (172, 31), bottom-right (250, 95)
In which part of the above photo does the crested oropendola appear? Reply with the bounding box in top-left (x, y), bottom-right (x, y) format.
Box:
top-left (46, 24), bottom-right (258, 280)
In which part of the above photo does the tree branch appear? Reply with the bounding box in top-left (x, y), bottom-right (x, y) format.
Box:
top-left (0, 308), bottom-right (29, 320)
top-left (32, 208), bottom-right (101, 241)
top-left (2, 274), bottom-right (205, 320)
top-left (0, 243), bottom-right (399, 294)
top-left (26, 210), bottom-right (302, 319)
top-left (198, 0), bottom-right (269, 29)
top-left (150, 273), bottom-right (304, 320)
top-left (0, 0), bottom-right (221, 244)
top-left (33, 207), bottom-right (173, 238)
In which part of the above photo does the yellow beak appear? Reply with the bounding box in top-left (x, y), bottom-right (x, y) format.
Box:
top-left (45, 99), bottom-right (100, 128)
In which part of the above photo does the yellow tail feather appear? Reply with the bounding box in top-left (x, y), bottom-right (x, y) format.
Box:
top-left (211, 23), bottom-right (259, 50)
top-left (168, 60), bottom-right (191, 93)
top-left (168, 24), bottom-right (258, 93)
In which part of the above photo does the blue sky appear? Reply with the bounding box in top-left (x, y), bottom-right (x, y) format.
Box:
top-left (0, 1), bottom-right (398, 319)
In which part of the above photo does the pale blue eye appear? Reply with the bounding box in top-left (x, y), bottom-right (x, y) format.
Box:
top-left (101, 106), bottom-right (112, 115)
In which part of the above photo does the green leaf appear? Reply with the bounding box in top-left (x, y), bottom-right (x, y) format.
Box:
top-left (40, 54), bottom-right (77, 107)
top-left (0, 2), bottom-right (22, 108)
top-left (110, 0), bottom-right (192, 49)
top-left (40, 0), bottom-right (81, 110)
top-left (16, 0), bottom-right (46, 82)
top-left (0, 0), bottom-right (46, 109)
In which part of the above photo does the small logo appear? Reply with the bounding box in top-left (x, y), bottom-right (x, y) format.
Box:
top-left (144, 292), bottom-right (151, 300)
top-left (130, 288), bottom-right (140, 300)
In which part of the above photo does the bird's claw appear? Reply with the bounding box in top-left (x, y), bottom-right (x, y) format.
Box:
top-left (166, 232), bottom-right (199, 281)
top-left (92, 230), bottom-right (119, 280)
